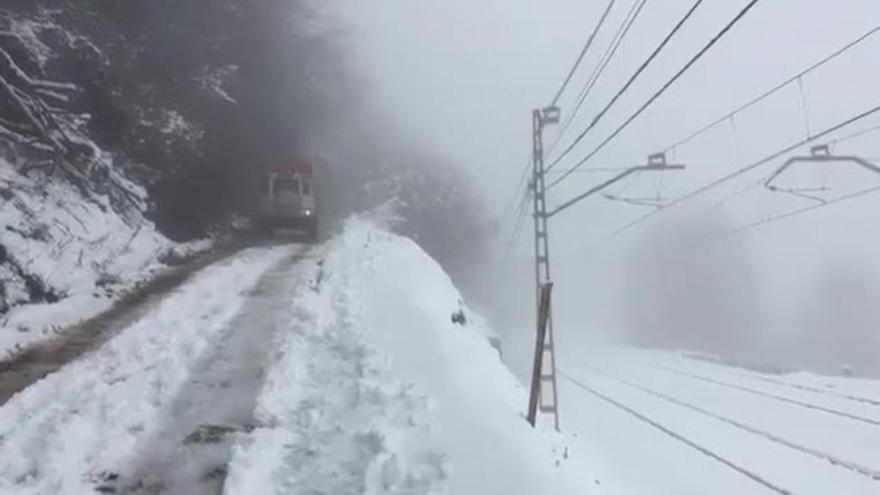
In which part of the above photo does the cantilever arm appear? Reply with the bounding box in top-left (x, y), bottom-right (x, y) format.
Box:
top-left (764, 154), bottom-right (880, 190)
top-left (547, 164), bottom-right (685, 218)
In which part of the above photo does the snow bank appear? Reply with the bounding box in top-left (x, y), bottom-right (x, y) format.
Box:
top-left (227, 216), bottom-right (582, 493)
top-left (0, 158), bottom-right (171, 359)
top-left (0, 246), bottom-right (291, 495)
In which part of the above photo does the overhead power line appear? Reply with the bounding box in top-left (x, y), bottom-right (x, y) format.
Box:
top-left (607, 103), bottom-right (880, 239)
top-left (508, 181), bottom-right (533, 247)
top-left (504, 157), bottom-right (536, 249)
top-left (547, 0), bottom-right (708, 171)
top-left (662, 105), bottom-right (880, 209)
top-left (548, 160), bottom-right (684, 218)
top-left (547, 166), bottom-right (643, 173)
top-left (663, 25), bottom-right (880, 154)
top-left (718, 185), bottom-right (880, 240)
top-left (549, 0), bottom-right (762, 190)
top-left (507, 157), bottom-right (533, 213)
top-left (550, 0), bottom-right (619, 107)
top-left (547, 0), bottom-right (650, 157)
top-left (829, 122), bottom-right (880, 147)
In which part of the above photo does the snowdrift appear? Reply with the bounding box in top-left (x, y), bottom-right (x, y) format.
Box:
top-left (227, 216), bottom-right (581, 494)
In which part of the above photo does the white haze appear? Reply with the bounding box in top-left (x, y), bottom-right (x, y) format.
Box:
top-left (330, 1), bottom-right (880, 381)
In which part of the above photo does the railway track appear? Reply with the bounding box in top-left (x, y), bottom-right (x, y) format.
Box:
top-left (559, 370), bottom-right (792, 495)
top-left (701, 364), bottom-right (880, 408)
top-left (676, 354), bottom-right (880, 407)
top-left (561, 364), bottom-right (880, 493)
top-left (647, 364), bottom-right (880, 427)
top-left (576, 365), bottom-right (880, 479)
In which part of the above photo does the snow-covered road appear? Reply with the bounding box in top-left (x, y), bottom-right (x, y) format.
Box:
top-left (117, 248), bottom-right (308, 493)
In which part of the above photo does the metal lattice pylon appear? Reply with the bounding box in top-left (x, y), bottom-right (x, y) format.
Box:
top-left (527, 108), bottom-right (560, 431)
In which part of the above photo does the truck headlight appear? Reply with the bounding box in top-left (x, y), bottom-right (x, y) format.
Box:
top-left (304, 210), bottom-right (312, 216)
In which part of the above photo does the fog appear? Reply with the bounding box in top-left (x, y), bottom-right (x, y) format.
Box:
top-left (331, 0), bottom-right (880, 381)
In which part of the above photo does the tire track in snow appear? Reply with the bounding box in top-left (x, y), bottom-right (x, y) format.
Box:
top-left (559, 371), bottom-right (792, 495)
top-left (571, 366), bottom-right (880, 481)
top-left (649, 364), bottom-right (880, 426)
top-left (110, 249), bottom-right (308, 495)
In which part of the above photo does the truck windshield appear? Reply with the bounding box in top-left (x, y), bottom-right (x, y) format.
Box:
top-left (274, 177), bottom-right (300, 195)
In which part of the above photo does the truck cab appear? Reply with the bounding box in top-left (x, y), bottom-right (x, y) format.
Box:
top-left (258, 160), bottom-right (318, 239)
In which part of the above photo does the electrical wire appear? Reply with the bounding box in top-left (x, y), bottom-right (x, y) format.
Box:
top-left (546, 0), bottom-right (650, 159)
top-left (547, 166), bottom-right (645, 174)
top-left (662, 25), bottom-right (880, 154)
top-left (550, 0), bottom-right (619, 107)
top-left (713, 185), bottom-right (880, 240)
top-left (547, 0), bottom-right (708, 170)
top-left (509, 184), bottom-right (533, 247)
top-left (504, 158), bottom-right (534, 249)
top-left (829, 122), bottom-right (880, 147)
top-left (549, 0), bottom-right (762, 191)
top-left (506, 158), bottom-right (533, 214)
top-left (606, 103), bottom-right (880, 240)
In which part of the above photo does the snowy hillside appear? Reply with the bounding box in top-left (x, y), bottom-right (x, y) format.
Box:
top-left (0, 156), bottom-right (170, 358)
top-left (0, 216), bottom-right (584, 494)
top-left (0, 11), bottom-right (183, 358)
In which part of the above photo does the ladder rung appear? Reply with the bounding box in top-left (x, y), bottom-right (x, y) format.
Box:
top-left (540, 374), bottom-right (555, 381)
top-left (537, 255), bottom-right (548, 263)
top-left (539, 406), bottom-right (556, 413)
top-left (541, 344), bottom-right (553, 351)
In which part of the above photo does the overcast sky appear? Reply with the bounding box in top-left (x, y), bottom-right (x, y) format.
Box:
top-left (329, 0), bottom-right (880, 380)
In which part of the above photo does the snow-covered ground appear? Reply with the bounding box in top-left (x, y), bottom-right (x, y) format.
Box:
top-left (4, 211), bottom-right (880, 494)
top-left (0, 216), bottom-right (585, 494)
top-left (558, 345), bottom-right (880, 494)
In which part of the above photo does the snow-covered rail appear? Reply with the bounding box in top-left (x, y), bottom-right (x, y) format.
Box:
top-left (648, 364), bottom-right (880, 427)
top-left (559, 370), bottom-right (792, 495)
top-left (670, 353), bottom-right (880, 407)
top-left (694, 365), bottom-right (880, 408)
top-left (568, 366), bottom-right (880, 481)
